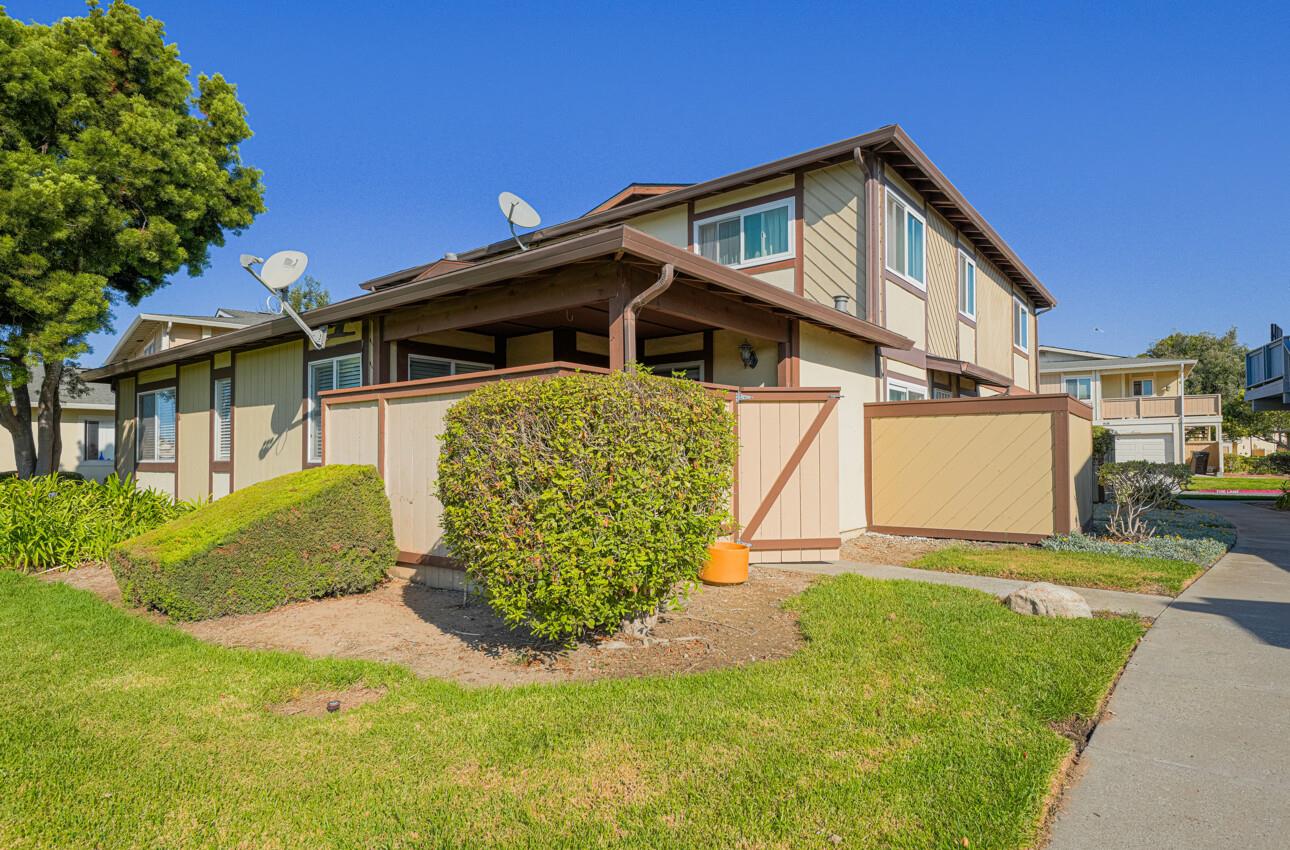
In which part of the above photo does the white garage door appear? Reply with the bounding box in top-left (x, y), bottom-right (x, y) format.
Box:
top-left (1115, 434), bottom-right (1173, 463)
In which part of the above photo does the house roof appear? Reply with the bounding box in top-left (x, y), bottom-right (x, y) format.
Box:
top-left (1039, 354), bottom-right (1198, 373)
top-left (1038, 344), bottom-right (1122, 360)
top-left (103, 310), bottom-right (273, 364)
top-left (83, 226), bottom-right (914, 382)
top-left (585, 183), bottom-right (691, 216)
top-left (359, 124), bottom-right (1055, 309)
top-left (4, 364), bottom-right (116, 409)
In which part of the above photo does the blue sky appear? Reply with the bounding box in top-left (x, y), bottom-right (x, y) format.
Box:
top-left (10, 0), bottom-right (1290, 365)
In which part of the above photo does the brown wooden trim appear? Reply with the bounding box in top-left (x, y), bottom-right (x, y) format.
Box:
top-left (646, 281), bottom-right (791, 344)
top-left (702, 329), bottom-right (714, 385)
top-left (691, 188), bottom-right (796, 225)
top-left (958, 313), bottom-right (977, 330)
top-left (748, 537), bottom-right (841, 552)
top-left (859, 149), bottom-right (883, 323)
top-left (136, 461), bottom-right (177, 474)
top-left (788, 320), bottom-right (800, 387)
top-left (793, 172), bottom-right (805, 297)
top-left (867, 525), bottom-right (1048, 545)
top-left (741, 394), bottom-right (839, 542)
top-left (863, 397), bottom-right (874, 529)
top-left (864, 393), bottom-right (1092, 420)
top-left (881, 346), bottom-right (927, 370)
top-left (1053, 409), bottom-right (1072, 535)
top-left (320, 362), bottom-right (608, 405)
top-left (884, 269), bottom-right (927, 300)
top-left (741, 257), bottom-right (796, 275)
top-left (397, 551), bottom-right (463, 570)
top-left (608, 265), bottom-right (629, 370)
top-left (376, 397), bottom-right (387, 477)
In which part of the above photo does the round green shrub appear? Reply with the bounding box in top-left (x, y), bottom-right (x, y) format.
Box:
top-left (437, 367), bottom-right (737, 643)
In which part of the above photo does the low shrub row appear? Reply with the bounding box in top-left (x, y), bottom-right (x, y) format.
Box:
top-left (111, 465), bottom-right (395, 620)
top-left (1223, 452), bottom-right (1290, 475)
top-left (0, 474), bottom-right (193, 572)
top-left (1041, 532), bottom-right (1229, 568)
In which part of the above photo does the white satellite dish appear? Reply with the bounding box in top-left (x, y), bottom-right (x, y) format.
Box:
top-left (498, 191), bottom-right (541, 251)
top-left (259, 250), bottom-right (309, 292)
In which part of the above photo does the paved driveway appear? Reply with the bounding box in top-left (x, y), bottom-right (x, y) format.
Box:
top-left (1047, 500), bottom-right (1290, 848)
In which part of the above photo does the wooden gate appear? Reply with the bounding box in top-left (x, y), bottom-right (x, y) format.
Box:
top-left (733, 388), bottom-right (841, 563)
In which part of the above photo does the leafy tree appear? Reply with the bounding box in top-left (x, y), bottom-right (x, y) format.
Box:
top-left (0, 1), bottom-right (264, 477)
top-left (284, 275), bottom-right (330, 313)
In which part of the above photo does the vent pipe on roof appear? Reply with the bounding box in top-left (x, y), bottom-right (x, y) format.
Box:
top-left (833, 294), bottom-right (851, 313)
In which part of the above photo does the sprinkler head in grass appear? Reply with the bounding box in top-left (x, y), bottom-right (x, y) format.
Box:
top-left (326, 700), bottom-right (341, 713)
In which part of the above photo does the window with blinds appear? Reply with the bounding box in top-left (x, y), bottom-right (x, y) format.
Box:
top-left (407, 354), bottom-right (493, 382)
top-left (137, 388), bottom-right (176, 462)
top-left (214, 377), bottom-right (232, 461)
top-left (692, 199), bottom-right (794, 269)
top-left (308, 354), bottom-right (363, 462)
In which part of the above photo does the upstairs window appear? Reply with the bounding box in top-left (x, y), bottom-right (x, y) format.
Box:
top-left (137, 388), bottom-right (176, 463)
top-left (887, 378), bottom-right (927, 401)
top-left (308, 354), bottom-right (363, 463)
top-left (407, 354), bottom-right (492, 382)
top-left (1064, 376), bottom-right (1092, 401)
top-left (213, 377), bottom-right (232, 462)
top-left (957, 252), bottom-right (976, 318)
top-left (1013, 296), bottom-right (1030, 350)
top-left (693, 199), bottom-right (793, 269)
top-left (885, 189), bottom-right (926, 286)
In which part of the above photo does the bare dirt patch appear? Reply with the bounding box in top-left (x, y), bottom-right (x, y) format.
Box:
top-left (43, 564), bottom-right (813, 687)
top-left (840, 531), bottom-right (1006, 566)
top-left (269, 685), bottom-right (387, 717)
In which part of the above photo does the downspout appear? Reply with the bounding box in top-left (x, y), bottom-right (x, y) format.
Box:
top-left (621, 263), bottom-right (674, 370)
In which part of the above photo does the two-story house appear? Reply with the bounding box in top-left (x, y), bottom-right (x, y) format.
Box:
top-left (1039, 344), bottom-right (1224, 472)
top-left (84, 124), bottom-right (1058, 559)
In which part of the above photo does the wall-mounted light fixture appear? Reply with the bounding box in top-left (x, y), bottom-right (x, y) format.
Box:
top-left (738, 340), bottom-right (758, 369)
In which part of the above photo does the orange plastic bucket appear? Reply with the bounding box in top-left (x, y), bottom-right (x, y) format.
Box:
top-left (699, 541), bottom-right (750, 586)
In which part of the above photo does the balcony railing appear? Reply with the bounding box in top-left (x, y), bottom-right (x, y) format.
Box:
top-left (1246, 338), bottom-right (1289, 389)
top-left (1099, 394), bottom-right (1221, 420)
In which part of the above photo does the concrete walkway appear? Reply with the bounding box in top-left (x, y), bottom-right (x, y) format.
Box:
top-left (762, 559), bottom-right (1172, 618)
top-left (1047, 500), bottom-right (1290, 849)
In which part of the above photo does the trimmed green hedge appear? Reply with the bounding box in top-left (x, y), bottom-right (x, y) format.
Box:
top-left (438, 366), bottom-right (737, 643)
top-left (111, 466), bottom-right (395, 620)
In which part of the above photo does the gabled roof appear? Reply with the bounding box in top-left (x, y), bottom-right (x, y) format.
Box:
top-left (358, 124), bottom-right (1054, 308)
top-left (1038, 344), bottom-right (1122, 361)
top-left (103, 310), bottom-right (272, 364)
top-left (1039, 354), bottom-right (1197, 373)
top-left (585, 183), bottom-right (691, 216)
top-left (3, 364), bottom-right (115, 409)
top-left (84, 226), bottom-right (913, 381)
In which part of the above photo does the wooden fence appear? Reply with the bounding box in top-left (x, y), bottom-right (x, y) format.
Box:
top-left (321, 363), bottom-right (840, 585)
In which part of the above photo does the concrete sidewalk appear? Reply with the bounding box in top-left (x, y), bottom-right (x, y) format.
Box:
top-left (761, 559), bottom-right (1172, 618)
top-left (1047, 499), bottom-right (1290, 848)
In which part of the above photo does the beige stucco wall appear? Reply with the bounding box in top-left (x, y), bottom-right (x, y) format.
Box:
top-left (169, 323), bottom-right (204, 346)
top-left (0, 408), bottom-right (116, 480)
top-left (643, 333), bottom-right (702, 357)
top-left (233, 340), bottom-right (304, 488)
top-left (1069, 412), bottom-right (1094, 531)
top-left (884, 282), bottom-right (926, 349)
top-left (799, 325), bottom-right (877, 535)
top-left (802, 162), bottom-right (865, 315)
top-left (506, 331), bottom-right (554, 367)
top-left (869, 410), bottom-right (1057, 536)
top-left (1013, 352), bottom-right (1031, 391)
top-left (925, 210), bottom-right (958, 359)
top-left (136, 469), bottom-right (175, 498)
top-left (625, 206), bottom-right (688, 247)
top-left (409, 329), bottom-right (495, 353)
top-left (975, 258), bottom-right (1014, 376)
top-left (576, 332), bottom-right (610, 356)
top-left (117, 376), bottom-right (136, 477)
top-left (177, 361), bottom-right (211, 502)
top-left (713, 330), bottom-right (777, 386)
top-left (694, 176), bottom-right (794, 215)
top-left (751, 266), bottom-right (795, 291)
top-left (958, 323), bottom-right (976, 365)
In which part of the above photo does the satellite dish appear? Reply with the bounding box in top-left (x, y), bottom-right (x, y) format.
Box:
top-left (258, 250), bottom-right (308, 292)
top-left (499, 191), bottom-right (541, 228)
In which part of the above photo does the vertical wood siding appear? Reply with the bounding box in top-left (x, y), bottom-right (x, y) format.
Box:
top-left (177, 361), bottom-right (211, 502)
top-left (381, 392), bottom-right (468, 556)
top-left (802, 162), bottom-right (865, 316)
top-left (233, 340), bottom-right (304, 488)
top-left (925, 210), bottom-right (958, 358)
top-left (975, 257), bottom-right (1014, 376)
top-left (116, 376), bottom-right (136, 477)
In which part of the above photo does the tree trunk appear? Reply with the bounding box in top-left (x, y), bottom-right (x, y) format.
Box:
top-left (0, 366), bottom-right (37, 478)
top-left (34, 361), bottom-right (64, 476)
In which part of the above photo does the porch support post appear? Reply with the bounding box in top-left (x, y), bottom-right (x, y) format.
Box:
top-left (1217, 419), bottom-right (1225, 474)
top-left (1178, 363), bottom-right (1186, 464)
top-left (608, 264), bottom-right (630, 371)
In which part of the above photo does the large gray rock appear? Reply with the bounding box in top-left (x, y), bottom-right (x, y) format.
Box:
top-left (1006, 582), bottom-right (1092, 618)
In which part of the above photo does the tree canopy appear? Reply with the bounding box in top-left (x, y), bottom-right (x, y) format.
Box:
top-left (285, 275), bottom-right (330, 313)
top-left (0, 0), bottom-right (264, 475)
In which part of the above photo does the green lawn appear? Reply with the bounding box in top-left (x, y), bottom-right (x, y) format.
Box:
top-left (911, 547), bottom-right (1204, 596)
top-left (1187, 476), bottom-right (1288, 491)
top-left (0, 571), bottom-right (1142, 849)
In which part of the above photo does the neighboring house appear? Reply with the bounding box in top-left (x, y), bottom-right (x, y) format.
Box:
top-left (0, 365), bottom-right (117, 480)
top-left (84, 124), bottom-right (1062, 563)
top-left (1245, 325), bottom-right (1290, 411)
top-left (104, 308), bottom-right (272, 363)
top-left (1224, 434), bottom-right (1281, 457)
top-left (1039, 345), bottom-right (1224, 472)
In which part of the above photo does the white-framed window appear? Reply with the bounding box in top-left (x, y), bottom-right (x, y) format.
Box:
top-left (137, 388), bottom-right (176, 463)
top-left (213, 377), bottom-right (232, 462)
top-left (308, 354), bottom-right (363, 463)
top-left (83, 419), bottom-right (114, 462)
top-left (1132, 378), bottom-right (1154, 396)
top-left (692, 198), bottom-right (794, 269)
top-left (887, 378), bottom-right (928, 401)
top-left (649, 361), bottom-right (704, 381)
top-left (885, 188), bottom-right (926, 287)
top-left (1064, 376), bottom-right (1092, 401)
top-left (1013, 296), bottom-right (1030, 350)
top-left (407, 354), bottom-right (493, 382)
top-left (932, 388), bottom-right (952, 399)
top-left (957, 251), bottom-right (977, 319)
